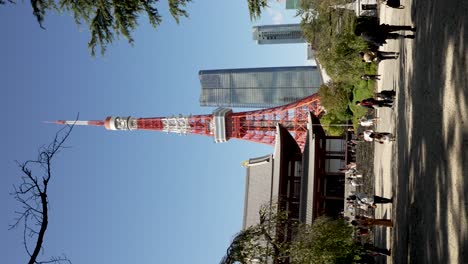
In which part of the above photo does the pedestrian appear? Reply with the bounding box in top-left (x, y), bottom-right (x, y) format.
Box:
top-left (358, 130), bottom-right (394, 144)
top-left (356, 98), bottom-right (393, 109)
top-left (355, 23), bottom-right (416, 46)
top-left (380, 24), bottom-right (416, 33)
top-left (360, 50), bottom-right (399, 63)
top-left (359, 116), bottom-right (379, 127)
top-left (361, 74), bottom-right (381, 81)
top-left (351, 215), bottom-right (393, 227)
top-left (363, 243), bottom-right (391, 256)
top-left (347, 171), bottom-right (363, 178)
top-left (375, 90), bottom-right (396, 100)
top-left (347, 192), bottom-right (393, 207)
top-left (348, 178), bottom-right (363, 186)
top-left (381, 0), bottom-right (404, 9)
top-left (372, 131), bottom-right (395, 143)
top-left (358, 130), bottom-right (375, 142)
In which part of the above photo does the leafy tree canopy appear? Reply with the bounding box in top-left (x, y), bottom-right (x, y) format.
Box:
top-left (1, 0), bottom-right (191, 56)
top-left (221, 206), bottom-right (363, 263)
top-left (290, 216), bottom-right (362, 264)
top-left (220, 203), bottom-right (294, 264)
top-left (247, 0), bottom-right (268, 21)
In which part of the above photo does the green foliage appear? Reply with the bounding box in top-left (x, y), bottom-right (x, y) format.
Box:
top-left (221, 207), bottom-right (363, 264)
top-left (317, 82), bottom-right (352, 135)
top-left (298, 0), bottom-right (377, 130)
top-left (220, 203), bottom-right (295, 264)
top-left (349, 80), bottom-right (375, 129)
top-left (318, 82), bottom-right (351, 114)
top-left (290, 216), bottom-right (362, 264)
top-left (3, 0), bottom-right (191, 56)
top-left (247, 0), bottom-right (268, 21)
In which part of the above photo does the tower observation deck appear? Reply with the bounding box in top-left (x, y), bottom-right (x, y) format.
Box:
top-left (56, 94), bottom-right (322, 151)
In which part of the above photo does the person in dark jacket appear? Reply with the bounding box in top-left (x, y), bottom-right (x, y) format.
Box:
top-left (361, 74), bottom-right (381, 81)
top-left (375, 90), bottom-right (396, 100)
top-left (356, 98), bottom-right (393, 109)
top-left (355, 23), bottom-right (416, 46)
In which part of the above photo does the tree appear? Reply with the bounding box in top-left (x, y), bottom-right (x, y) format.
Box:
top-left (289, 216), bottom-right (362, 263)
top-left (9, 123), bottom-right (74, 264)
top-left (220, 203), bottom-right (294, 264)
top-left (318, 81), bottom-right (352, 135)
top-left (318, 81), bottom-right (352, 114)
top-left (221, 207), bottom-right (363, 264)
top-left (0, 0), bottom-right (191, 56)
top-left (247, 0), bottom-right (268, 20)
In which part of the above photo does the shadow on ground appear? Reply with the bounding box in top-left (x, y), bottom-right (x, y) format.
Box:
top-left (394, 0), bottom-right (468, 263)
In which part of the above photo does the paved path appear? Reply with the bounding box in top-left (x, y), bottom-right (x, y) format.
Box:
top-left (373, 0), bottom-right (468, 263)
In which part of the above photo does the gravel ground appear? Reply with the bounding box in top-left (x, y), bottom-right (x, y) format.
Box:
top-left (375, 0), bottom-right (468, 263)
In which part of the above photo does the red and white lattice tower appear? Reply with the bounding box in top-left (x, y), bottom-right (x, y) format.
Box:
top-left (55, 94), bottom-right (322, 151)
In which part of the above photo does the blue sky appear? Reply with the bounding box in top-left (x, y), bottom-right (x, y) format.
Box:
top-left (1, 1), bottom-right (309, 263)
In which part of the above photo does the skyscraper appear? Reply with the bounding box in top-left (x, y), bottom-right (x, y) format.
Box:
top-left (252, 24), bottom-right (305, 45)
top-left (199, 66), bottom-right (322, 108)
top-left (286, 0), bottom-right (300, 9)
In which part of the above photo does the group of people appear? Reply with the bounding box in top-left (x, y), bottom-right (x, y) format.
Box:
top-left (354, 89), bottom-right (397, 143)
top-left (342, 10), bottom-right (416, 263)
top-left (343, 174), bottom-right (394, 259)
top-left (355, 22), bottom-right (416, 47)
top-left (343, 139), bottom-right (393, 259)
top-left (355, 19), bottom-right (415, 69)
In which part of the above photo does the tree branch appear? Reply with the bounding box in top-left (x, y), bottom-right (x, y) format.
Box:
top-left (10, 119), bottom-right (76, 264)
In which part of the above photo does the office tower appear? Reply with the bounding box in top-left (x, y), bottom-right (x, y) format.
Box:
top-left (286, 0), bottom-right (300, 9)
top-left (252, 24), bottom-right (305, 44)
top-left (199, 66), bottom-right (322, 108)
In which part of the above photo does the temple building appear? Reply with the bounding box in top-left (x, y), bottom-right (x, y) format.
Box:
top-left (242, 113), bottom-right (348, 235)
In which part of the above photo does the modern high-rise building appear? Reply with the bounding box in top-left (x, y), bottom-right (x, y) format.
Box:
top-left (252, 24), bottom-right (305, 45)
top-left (199, 66), bottom-right (322, 109)
top-left (285, 0), bottom-right (300, 9)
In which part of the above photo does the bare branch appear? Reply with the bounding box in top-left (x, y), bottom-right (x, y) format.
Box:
top-left (10, 118), bottom-right (76, 264)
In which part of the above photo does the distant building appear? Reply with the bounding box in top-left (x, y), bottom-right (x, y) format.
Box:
top-left (199, 66), bottom-right (322, 109)
top-left (286, 0), bottom-right (300, 9)
top-left (252, 24), bottom-right (305, 45)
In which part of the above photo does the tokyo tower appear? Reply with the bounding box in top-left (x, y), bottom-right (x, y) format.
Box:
top-left (55, 94), bottom-right (322, 151)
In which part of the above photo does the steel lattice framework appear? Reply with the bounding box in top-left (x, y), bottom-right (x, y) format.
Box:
top-left (56, 94), bottom-right (322, 150)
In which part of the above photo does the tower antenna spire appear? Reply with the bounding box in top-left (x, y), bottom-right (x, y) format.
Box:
top-left (49, 120), bottom-right (105, 126)
top-left (51, 94), bottom-right (322, 151)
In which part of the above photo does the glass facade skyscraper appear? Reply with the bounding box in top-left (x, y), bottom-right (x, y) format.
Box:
top-left (286, 0), bottom-right (300, 9)
top-left (199, 66), bottom-right (322, 109)
top-left (252, 24), bottom-right (305, 45)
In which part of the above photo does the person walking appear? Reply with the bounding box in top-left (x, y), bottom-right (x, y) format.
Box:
top-left (351, 215), bottom-right (393, 227)
top-left (348, 178), bottom-right (363, 186)
top-left (375, 90), bottom-right (396, 100)
top-left (363, 243), bottom-right (392, 256)
top-left (360, 50), bottom-right (399, 63)
top-left (347, 192), bottom-right (393, 207)
top-left (359, 116), bottom-right (379, 127)
top-left (361, 74), bottom-right (381, 81)
top-left (357, 130), bottom-right (395, 144)
top-left (356, 98), bottom-right (393, 109)
top-left (355, 23), bottom-right (416, 46)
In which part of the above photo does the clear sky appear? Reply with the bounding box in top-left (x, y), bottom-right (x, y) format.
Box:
top-left (1, 1), bottom-right (309, 263)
